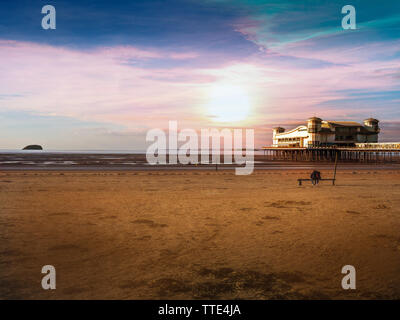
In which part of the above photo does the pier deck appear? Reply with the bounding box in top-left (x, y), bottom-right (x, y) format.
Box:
top-left (260, 147), bottom-right (400, 162)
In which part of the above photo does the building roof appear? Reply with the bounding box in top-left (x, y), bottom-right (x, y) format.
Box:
top-left (275, 125), bottom-right (307, 136)
top-left (308, 117), bottom-right (322, 121)
top-left (364, 118), bottom-right (379, 122)
top-left (324, 121), bottom-right (363, 127)
top-left (273, 118), bottom-right (379, 135)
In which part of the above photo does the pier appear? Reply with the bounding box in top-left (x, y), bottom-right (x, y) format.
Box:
top-left (260, 147), bottom-right (400, 163)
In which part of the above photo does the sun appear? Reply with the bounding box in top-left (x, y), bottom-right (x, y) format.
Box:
top-left (206, 83), bottom-right (251, 123)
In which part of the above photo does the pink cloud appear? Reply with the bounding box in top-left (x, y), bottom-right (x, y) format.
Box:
top-left (0, 39), bottom-right (399, 148)
top-left (0, 40), bottom-right (212, 128)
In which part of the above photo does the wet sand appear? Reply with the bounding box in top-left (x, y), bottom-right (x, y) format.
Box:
top-left (2, 152), bottom-right (400, 171)
top-left (1, 169), bottom-right (400, 299)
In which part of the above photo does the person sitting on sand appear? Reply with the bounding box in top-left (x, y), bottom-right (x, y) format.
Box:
top-left (310, 170), bottom-right (321, 185)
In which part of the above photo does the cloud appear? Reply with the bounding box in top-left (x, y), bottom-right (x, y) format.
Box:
top-left (1, 34), bottom-right (400, 149)
top-left (0, 40), bottom-right (214, 127)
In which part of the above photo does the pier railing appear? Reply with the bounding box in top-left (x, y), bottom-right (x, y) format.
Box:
top-left (260, 146), bottom-right (400, 162)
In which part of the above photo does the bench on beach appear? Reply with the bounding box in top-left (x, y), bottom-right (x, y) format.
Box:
top-left (297, 178), bottom-right (336, 186)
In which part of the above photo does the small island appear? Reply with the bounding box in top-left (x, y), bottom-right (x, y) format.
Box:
top-left (22, 145), bottom-right (43, 150)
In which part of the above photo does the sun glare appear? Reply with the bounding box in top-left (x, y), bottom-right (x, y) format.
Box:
top-left (206, 83), bottom-right (251, 123)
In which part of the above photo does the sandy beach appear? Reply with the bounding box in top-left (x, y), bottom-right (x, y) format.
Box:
top-left (1, 169), bottom-right (400, 299)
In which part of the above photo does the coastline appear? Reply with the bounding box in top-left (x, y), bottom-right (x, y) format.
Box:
top-left (1, 152), bottom-right (400, 171)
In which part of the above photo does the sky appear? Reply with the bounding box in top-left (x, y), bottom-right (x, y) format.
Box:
top-left (0, 0), bottom-right (400, 149)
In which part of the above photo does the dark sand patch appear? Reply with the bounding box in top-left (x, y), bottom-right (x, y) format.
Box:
top-left (262, 215), bottom-right (280, 220)
top-left (135, 235), bottom-right (152, 241)
top-left (265, 200), bottom-right (311, 208)
top-left (150, 268), bottom-right (309, 299)
top-left (151, 278), bottom-right (192, 297)
top-left (131, 219), bottom-right (168, 228)
top-left (346, 210), bottom-right (360, 214)
top-left (119, 279), bottom-right (147, 289)
top-left (48, 212), bottom-right (70, 216)
top-left (0, 249), bottom-right (23, 257)
top-left (63, 287), bottom-right (87, 295)
top-left (374, 204), bottom-right (390, 209)
top-left (99, 215), bottom-right (117, 220)
top-left (48, 244), bottom-right (84, 251)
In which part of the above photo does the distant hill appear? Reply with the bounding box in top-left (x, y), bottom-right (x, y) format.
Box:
top-left (22, 145), bottom-right (43, 150)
